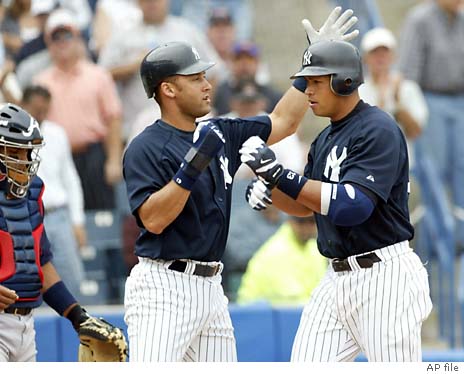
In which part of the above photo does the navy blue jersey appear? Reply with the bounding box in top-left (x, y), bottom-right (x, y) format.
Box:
top-left (0, 176), bottom-right (53, 309)
top-left (123, 116), bottom-right (271, 261)
top-left (304, 101), bottom-right (414, 258)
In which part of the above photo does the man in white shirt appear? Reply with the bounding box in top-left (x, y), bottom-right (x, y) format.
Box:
top-left (21, 84), bottom-right (87, 297)
top-left (358, 27), bottom-right (428, 169)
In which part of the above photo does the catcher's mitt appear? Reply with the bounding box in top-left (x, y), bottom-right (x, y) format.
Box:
top-left (78, 316), bottom-right (128, 362)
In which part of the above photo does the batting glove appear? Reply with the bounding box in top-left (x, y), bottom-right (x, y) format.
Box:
top-left (173, 121), bottom-right (225, 190)
top-left (302, 6), bottom-right (359, 45)
top-left (239, 136), bottom-right (284, 189)
top-left (246, 178), bottom-right (272, 211)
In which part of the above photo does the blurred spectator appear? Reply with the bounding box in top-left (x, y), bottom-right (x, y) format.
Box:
top-left (90, 0), bottom-right (141, 57)
top-left (22, 84), bottom-right (86, 297)
top-left (206, 7), bottom-right (271, 86)
top-left (34, 8), bottom-right (123, 210)
top-left (358, 27), bottom-right (428, 170)
top-left (98, 0), bottom-right (224, 144)
top-left (58, 0), bottom-right (92, 36)
top-left (398, 0), bottom-right (464, 251)
top-left (225, 78), bottom-right (267, 118)
top-left (14, 0), bottom-right (57, 89)
top-left (0, 58), bottom-right (22, 104)
top-left (237, 215), bottom-right (327, 306)
top-left (213, 40), bottom-right (281, 115)
top-left (206, 7), bottom-right (235, 83)
top-left (0, 0), bottom-right (31, 60)
top-left (180, 0), bottom-right (253, 41)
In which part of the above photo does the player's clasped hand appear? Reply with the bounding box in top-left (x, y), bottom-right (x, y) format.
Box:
top-left (246, 178), bottom-right (272, 211)
top-left (302, 6), bottom-right (359, 45)
top-left (239, 136), bottom-right (284, 189)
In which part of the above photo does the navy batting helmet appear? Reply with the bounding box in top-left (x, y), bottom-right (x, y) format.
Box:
top-left (0, 103), bottom-right (43, 198)
top-left (140, 41), bottom-right (216, 98)
top-left (291, 40), bottom-right (363, 96)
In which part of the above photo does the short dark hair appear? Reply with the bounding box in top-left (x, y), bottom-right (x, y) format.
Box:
top-left (22, 85), bottom-right (52, 104)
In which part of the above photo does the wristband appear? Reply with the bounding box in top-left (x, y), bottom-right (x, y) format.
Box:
top-left (277, 169), bottom-right (308, 200)
top-left (42, 281), bottom-right (77, 316)
top-left (173, 165), bottom-right (198, 190)
top-left (292, 77), bottom-right (307, 93)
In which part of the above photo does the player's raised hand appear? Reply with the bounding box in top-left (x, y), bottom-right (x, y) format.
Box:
top-left (246, 178), bottom-right (272, 211)
top-left (302, 6), bottom-right (359, 45)
top-left (239, 136), bottom-right (283, 189)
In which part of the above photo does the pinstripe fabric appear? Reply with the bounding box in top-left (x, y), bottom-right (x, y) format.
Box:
top-left (291, 241), bottom-right (432, 362)
top-left (124, 257), bottom-right (237, 362)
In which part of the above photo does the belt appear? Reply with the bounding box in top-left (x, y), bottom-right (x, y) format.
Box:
top-left (332, 252), bottom-right (381, 272)
top-left (168, 260), bottom-right (220, 277)
top-left (4, 307), bottom-right (33, 316)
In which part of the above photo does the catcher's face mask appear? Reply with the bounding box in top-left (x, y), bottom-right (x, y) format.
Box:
top-left (0, 139), bottom-right (43, 198)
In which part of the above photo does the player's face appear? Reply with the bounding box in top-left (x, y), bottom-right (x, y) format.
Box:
top-left (304, 75), bottom-right (339, 117)
top-left (4, 147), bottom-right (29, 185)
top-left (175, 72), bottom-right (213, 117)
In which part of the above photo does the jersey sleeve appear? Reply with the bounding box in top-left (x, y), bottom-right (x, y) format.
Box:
top-left (212, 115), bottom-right (272, 176)
top-left (340, 122), bottom-right (404, 203)
top-left (303, 143), bottom-right (315, 178)
top-left (224, 115), bottom-right (272, 148)
top-left (123, 139), bottom-right (174, 219)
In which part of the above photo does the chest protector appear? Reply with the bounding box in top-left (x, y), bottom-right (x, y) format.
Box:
top-left (0, 179), bottom-right (44, 301)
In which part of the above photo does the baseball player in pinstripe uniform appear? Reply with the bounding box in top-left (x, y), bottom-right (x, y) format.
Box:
top-left (122, 8), bottom-right (359, 362)
top-left (240, 40), bottom-right (433, 362)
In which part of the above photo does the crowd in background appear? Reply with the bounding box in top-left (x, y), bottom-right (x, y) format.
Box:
top-left (0, 0), bottom-right (462, 309)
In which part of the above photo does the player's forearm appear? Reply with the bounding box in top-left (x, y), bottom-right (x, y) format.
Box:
top-left (138, 181), bottom-right (190, 234)
top-left (267, 87), bottom-right (309, 145)
top-left (271, 188), bottom-right (314, 216)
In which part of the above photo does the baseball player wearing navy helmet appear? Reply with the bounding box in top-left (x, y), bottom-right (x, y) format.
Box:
top-left (122, 8), bottom-right (360, 362)
top-left (0, 104), bottom-right (125, 361)
top-left (240, 39), bottom-right (432, 362)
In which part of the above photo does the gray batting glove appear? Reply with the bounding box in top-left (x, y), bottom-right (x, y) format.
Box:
top-left (302, 6), bottom-right (359, 44)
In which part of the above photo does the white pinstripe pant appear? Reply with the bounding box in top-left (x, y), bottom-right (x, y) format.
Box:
top-left (124, 257), bottom-right (237, 362)
top-left (291, 241), bottom-right (433, 362)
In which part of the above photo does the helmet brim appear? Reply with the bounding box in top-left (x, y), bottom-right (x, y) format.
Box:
top-left (290, 66), bottom-right (336, 79)
top-left (177, 61), bottom-right (216, 76)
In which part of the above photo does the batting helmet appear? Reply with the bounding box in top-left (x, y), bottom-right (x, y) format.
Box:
top-left (0, 103), bottom-right (43, 198)
top-left (290, 40), bottom-right (363, 96)
top-left (140, 41), bottom-right (216, 98)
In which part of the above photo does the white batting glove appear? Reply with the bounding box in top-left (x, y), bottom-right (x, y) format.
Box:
top-left (302, 6), bottom-right (359, 44)
top-left (246, 178), bottom-right (272, 211)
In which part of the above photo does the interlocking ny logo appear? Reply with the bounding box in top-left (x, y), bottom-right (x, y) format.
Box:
top-left (323, 146), bottom-right (347, 182)
top-left (303, 49), bottom-right (312, 66)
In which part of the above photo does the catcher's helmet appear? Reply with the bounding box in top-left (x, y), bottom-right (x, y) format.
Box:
top-left (291, 40), bottom-right (363, 96)
top-left (140, 41), bottom-right (216, 98)
top-left (0, 103), bottom-right (43, 198)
